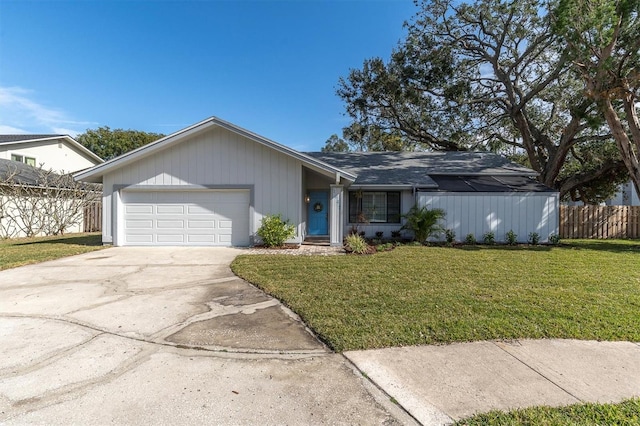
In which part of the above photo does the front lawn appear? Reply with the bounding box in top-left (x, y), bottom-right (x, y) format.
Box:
top-left (0, 233), bottom-right (105, 270)
top-left (457, 397), bottom-right (640, 425)
top-left (231, 240), bottom-right (640, 352)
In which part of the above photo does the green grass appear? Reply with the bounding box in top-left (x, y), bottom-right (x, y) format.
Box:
top-left (231, 240), bottom-right (640, 352)
top-left (0, 233), bottom-right (105, 270)
top-left (456, 397), bottom-right (640, 425)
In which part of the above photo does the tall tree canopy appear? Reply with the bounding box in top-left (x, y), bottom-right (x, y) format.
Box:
top-left (337, 0), bottom-right (631, 202)
top-left (554, 0), bottom-right (640, 199)
top-left (76, 127), bottom-right (165, 161)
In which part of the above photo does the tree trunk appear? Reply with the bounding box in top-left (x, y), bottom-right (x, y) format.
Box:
top-left (602, 98), bottom-right (640, 201)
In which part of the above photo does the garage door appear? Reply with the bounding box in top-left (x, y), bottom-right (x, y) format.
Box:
top-left (121, 190), bottom-right (250, 246)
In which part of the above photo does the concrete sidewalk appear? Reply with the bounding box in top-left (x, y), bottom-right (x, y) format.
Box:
top-left (345, 339), bottom-right (640, 425)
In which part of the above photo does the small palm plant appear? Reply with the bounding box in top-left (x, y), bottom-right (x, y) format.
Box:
top-left (401, 205), bottom-right (446, 244)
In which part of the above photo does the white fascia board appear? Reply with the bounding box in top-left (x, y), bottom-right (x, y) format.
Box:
top-left (75, 116), bottom-right (356, 183)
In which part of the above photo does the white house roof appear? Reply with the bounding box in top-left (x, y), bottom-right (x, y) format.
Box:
top-left (74, 117), bottom-right (357, 184)
top-left (0, 134), bottom-right (104, 164)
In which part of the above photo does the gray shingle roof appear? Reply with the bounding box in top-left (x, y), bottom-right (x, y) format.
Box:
top-left (0, 134), bottom-right (65, 144)
top-left (305, 151), bottom-right (539, 187)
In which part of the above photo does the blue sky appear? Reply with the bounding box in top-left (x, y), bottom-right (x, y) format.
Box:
top-left (0, 0), bottom-right (416, 152)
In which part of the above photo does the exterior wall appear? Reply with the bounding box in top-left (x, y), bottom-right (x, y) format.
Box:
top-left (0, 140), bottom-right (99, 174)
top-left (606, 181), bottom-right (640, 206)
top-left (344, 189), bottom-right (414, 239)
top-left (417, 192), bottom-right (559, 243)
top-left (0, 194), bottom-right (83, 238)
top-left (101, 127), bottom-right (302, 245)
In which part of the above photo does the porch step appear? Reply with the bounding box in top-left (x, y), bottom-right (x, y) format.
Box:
top-left (303, 236), bottom-right (331, 246)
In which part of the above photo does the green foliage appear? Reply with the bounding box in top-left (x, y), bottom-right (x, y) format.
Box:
top-left (506, 230), bottom-right (518, 245)
top-left (528, 232), bottom-right (540, 245)
top-left (344, 233), bottom-right (369, 254)
top-left (256, 214), bottom-right (295, 247)
top-left (464, 233), bottom-right (476, 244)
top-left (401, 205), bottom-right (446, 244)
top-left (0, 233), bottom-right (104, 271)
top-left (482, 231), bottom-right (495, 245)
top-left (445, 229), bottom-right (456, 244)
top-left (553, 0), bottom-right (640, 201)
top-left (321, 134), bottom-right (350, 152)
top-left (549, 233), bottom-right (561, 245)
top-left (337, 0), bottom-right (628, 202)
top-left (76, 126), bottom-right (165, 160)
top-left (232, 240), bottom-right (640, 351)
top-left (457, 398), bottom-right (640, 425)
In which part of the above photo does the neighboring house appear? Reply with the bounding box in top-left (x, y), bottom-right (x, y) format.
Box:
top-left (0, 158), bottom-right (100, 237)
top-left (605, 181), bottom-right (640, 206)
top-left (0, 134), bottom-right (103, 174)
top-left (74, 116), bottom-right (559, 247)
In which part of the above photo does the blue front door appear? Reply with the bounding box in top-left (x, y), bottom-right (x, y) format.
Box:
top-left (308, 190), bottom-right (329, 235)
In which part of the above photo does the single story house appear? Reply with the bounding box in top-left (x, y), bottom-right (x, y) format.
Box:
top-left (74, 116), bottom-right (559, 247)
top-left (0, 134), bottom-right (103, 173)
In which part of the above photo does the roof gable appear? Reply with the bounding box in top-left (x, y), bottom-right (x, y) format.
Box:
top-left (74, 117), bottom-right (355, 183)
top-left (0, 134), bottom-right (103, 164)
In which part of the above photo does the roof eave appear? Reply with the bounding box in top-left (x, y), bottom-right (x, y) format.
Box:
top-left (74, 116), bottom-right (356, 183)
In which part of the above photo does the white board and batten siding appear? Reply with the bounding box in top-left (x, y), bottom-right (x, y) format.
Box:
top-left (102, 126), bottom-right (302, 246)
top-left (417, 192), bottom-right (559, 243)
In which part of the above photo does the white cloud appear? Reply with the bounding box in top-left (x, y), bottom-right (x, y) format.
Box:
top-left (0, 86), bottom-right (95, 135)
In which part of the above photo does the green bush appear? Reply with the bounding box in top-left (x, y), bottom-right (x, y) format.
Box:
top-left (257, 214), bottom-right (295, 247)
top-left (482, 231), bottom-right (495, 245)
top-left (445, 229), bottom-right (456, 245)
top-left (506, 230), bottom-right (518, 245)
top-left (465, 233), bottom-right (477, 244)
top-left (401, 205), bottom-right (446, 244)
top-left (549, 233), bottom-right (561, 245)
top-left (344, 233), bottom-right (369, 254)
top-left (528, 232), bottom-right (540, 245)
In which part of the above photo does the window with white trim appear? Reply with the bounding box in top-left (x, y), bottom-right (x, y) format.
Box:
top-left (11, 154), bottom-right (36, 166)
top-left (349, 191), bottom-right (401, 223)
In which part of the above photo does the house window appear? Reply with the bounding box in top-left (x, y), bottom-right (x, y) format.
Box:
top-left (349, 191), bottom-right (401, 223)
top-left (11, 154), bottom-right (36, 166)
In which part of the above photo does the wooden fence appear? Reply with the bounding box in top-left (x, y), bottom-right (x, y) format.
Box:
top-left (83, 202), bottom-right (102, 232)
top-left (560, 205), bottom-right (640, 239)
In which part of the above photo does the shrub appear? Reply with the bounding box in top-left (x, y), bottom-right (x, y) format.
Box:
top-left (549, 233), bottom-right (561, 245)
top-left (375, 231), bottom-right (384, 239)
top-left (506, 230), bottom-right (518, 245)
top-left (391, 230), bottom-right (402, 240)
top-left (528, 232), bottom-right (540, 245)
top-left (465, 233), bottom-right (477, 244)
top-left (256, 214), bottom-right (295, 247)
top-left (401, 205), bottom-right (446, 244)
top-left (344, 233), bottom-right (369, 254)
top-left (445, 229), bottom-right (456, 245)
top-left (482, 231), bottom-right (495, 245)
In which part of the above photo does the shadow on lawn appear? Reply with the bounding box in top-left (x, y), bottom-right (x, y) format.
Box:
top-left (11, 233), bottom-right (103, 247)
top-left (448, 240), bottom-right (640, 254)
top-left (560, 240), bottom-right (640, 253)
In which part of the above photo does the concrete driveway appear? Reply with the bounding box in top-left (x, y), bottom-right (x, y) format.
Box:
top-left (0, 247), bottom-right (412, 425)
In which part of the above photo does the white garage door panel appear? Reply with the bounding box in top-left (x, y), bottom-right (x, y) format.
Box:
top-left (121, 190), bottom-right (250, 246)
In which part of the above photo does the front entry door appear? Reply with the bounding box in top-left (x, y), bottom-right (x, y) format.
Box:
top-left (308, 190), bottom-right (329, 235)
